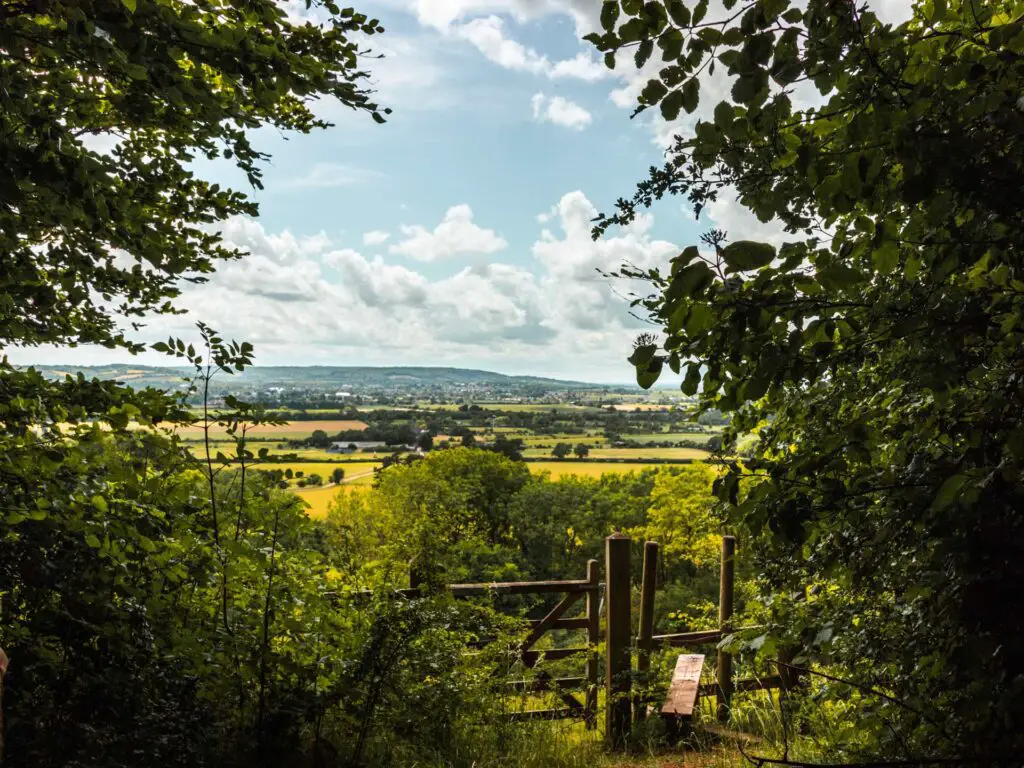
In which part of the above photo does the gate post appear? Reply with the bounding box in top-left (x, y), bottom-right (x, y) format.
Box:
top-left (635, 541), bottom-right (659, 722)
top-left (605, 533), bottom-right (632, 748)
top-left (716, 535), bottom-right (736, 723)
top-left (585, 558), bottom-right (600, 729)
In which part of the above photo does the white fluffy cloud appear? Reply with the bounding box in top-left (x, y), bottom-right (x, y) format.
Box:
top-left (531, 92), bottom-right (592, 130)
top-left (108, 190), bottom-right (676, 379)
top-left (389, 204), bottom-right (508, 262)
top-left (451, 14), bottom-right (608, 81)
top-left (362, 230), bottom-right (390, 246)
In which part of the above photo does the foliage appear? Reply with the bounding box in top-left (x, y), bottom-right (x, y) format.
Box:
top-left (552, 442), bottom-right (573, 458)
top-left (591, 0), bottom-right (1024, 754)
top-left (1, 0), bottom-right (387, 352)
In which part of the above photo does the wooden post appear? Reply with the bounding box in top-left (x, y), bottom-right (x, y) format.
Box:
top-left (605, 534), bottom-right (632, 748)
top-left (585, 559), bottom-right (600, 730)
top-left (716, 535), bottom-right (736, 723)
top-left (409, 560), bottom-right (423, 590)
top-left (634, 541), bottom-right (658, 722)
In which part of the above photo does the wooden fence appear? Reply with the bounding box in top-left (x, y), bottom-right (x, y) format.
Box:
top-left (393, 533), bottom-right (783, 749)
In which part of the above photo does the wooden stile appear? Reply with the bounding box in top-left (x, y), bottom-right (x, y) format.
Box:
top-left (716, 536), bottom-right (736, 723)
top-left (662, 653), bottom-right (705, 718)
top-left (635, 541), bottom-right (659, 722)
top-left (585, 559), bottom-right (600, 729)
top-left (605, 534), bottom-right (632, 748)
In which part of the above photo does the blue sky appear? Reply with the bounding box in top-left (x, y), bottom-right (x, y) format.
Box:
top-left (20, 0), bottom-right (911, 383)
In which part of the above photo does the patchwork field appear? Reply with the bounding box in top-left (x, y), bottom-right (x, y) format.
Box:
top-left (294, 484), bottom-right (371, 519)
top-left (526, 461), bottom-right (667, 479)
top-left (268, 461), bottom-right (379, 483)
top-left (623, 432), bottom-right (717, 445)
top-left (173, 419), bottom-right (367, 440)
top-left (523, 447), bottom-right (709, 460)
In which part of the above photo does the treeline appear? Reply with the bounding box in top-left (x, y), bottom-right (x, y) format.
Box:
top-left (0, 434), bottom-right (728, 766)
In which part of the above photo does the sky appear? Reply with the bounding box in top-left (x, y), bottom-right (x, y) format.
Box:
top-left (17, 0), bottom-right (913, 384)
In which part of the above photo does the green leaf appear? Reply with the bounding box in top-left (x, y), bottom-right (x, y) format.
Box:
top-left (685, 303), bottom-right (714, 335)
top-left (722, 240), bottom-right (776, 271)
top-left (667, 0), bottom-right (690, 26)
top-left (872, 240), bottom-right (899, 275)
top-left (659, 27), bottom-right (684, 60)
top-left (85, 533), bottom-right (101, 548)
top-left (122, 0), bottom-right (137, 12)
top-left (660, 89), bottom-right (684, 120)
top-left (91, 494), bottom-right (108, 513)
top-left (635, 39), bottom-right (654, 68)
top-left (601, 0), bottom-right (620, 31)
top-left (636, 357), bottom-right (664, 389)
top-left (682, 362), bottom-right (701, 395)
top-left (640, 78), bottom-right (669, 105)
top-left (692, 0), bottom-right (708, 24)
top-left (682, 78), bottom-right (699, 113)
top-left (933, 474), bottom-right (969, 510)
top-left (817, 264), bottom-right (864, 290)
top-left (627, 343), bottom-right (659, 366)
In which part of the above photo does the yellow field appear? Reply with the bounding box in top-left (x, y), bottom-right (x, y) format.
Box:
top-left (523, 447), bottom-right (708, 460)
top-left (266, 461), bottom-right (379, 482)
top-left (526, 461), bottom-right (668, 479)
top-left (172, 419), bottom-right (367, 439)
top-left (293, 484), bottom-right (371, 519)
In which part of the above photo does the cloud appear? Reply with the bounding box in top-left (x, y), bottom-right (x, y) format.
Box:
top-left (531, 92), bottom-right (592, 130)
top-left (404, 0), bottom-right (600, 37)
top-left (95, 189), bottom-right (677, 380)
top-left (452, 14), bottom-right (609, 81)
top-left (455, 15), bottom-right (549, 75)
top-left (362, 230), bottom-right (390, 246)
top-left (280, 163), bottom-right (379, 190)
top-left (701, 193), bottom-right (793, 249)
top-left (389, 204), bottom-right (508, 262)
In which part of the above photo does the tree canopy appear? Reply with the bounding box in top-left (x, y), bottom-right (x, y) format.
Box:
top-left (592, 0), bottom-right (1024, 754)
top-left (1, 0), bottom-right (387, 351)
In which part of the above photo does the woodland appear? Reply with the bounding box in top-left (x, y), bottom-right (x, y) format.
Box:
top-left (1, 0), bottom-right (1022, 766)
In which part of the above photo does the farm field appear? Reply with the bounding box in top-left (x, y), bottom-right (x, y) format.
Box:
top-left (269, 461), bottom-right (379, 483)
top-left (624, 431), bottom-right (717, 445)
top-left (523, 447), bottom-right (709, 460)
top-left (172, 419), bottom-right (367, 439)
top-left (294, 484), bottom-right (371, 519)
top-left (525, 461), bottom-right (667, 479)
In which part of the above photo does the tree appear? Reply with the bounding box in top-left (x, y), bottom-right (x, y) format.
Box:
top-left (460, 433), bottom-right (476, 447)
top-left (0, 3), bottom-right (389, 761)
top-left (331, 467), bottom-right (346, 485)
top-left (551, 442), bottom-right (572, 459)
top-left (2, 1), bottom-right (387, 353)
top-left (489, 434), bottom-right (525, 462)
top-left (590, 0), bottom-right (1024, 754)
top-left (416, 432), bottom-right (435, 452)
top-left (573, 443), bottom-right (589, 459)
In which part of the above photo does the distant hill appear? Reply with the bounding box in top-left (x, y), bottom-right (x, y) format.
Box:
top-left (26, 364), bottom-right (614, 394)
